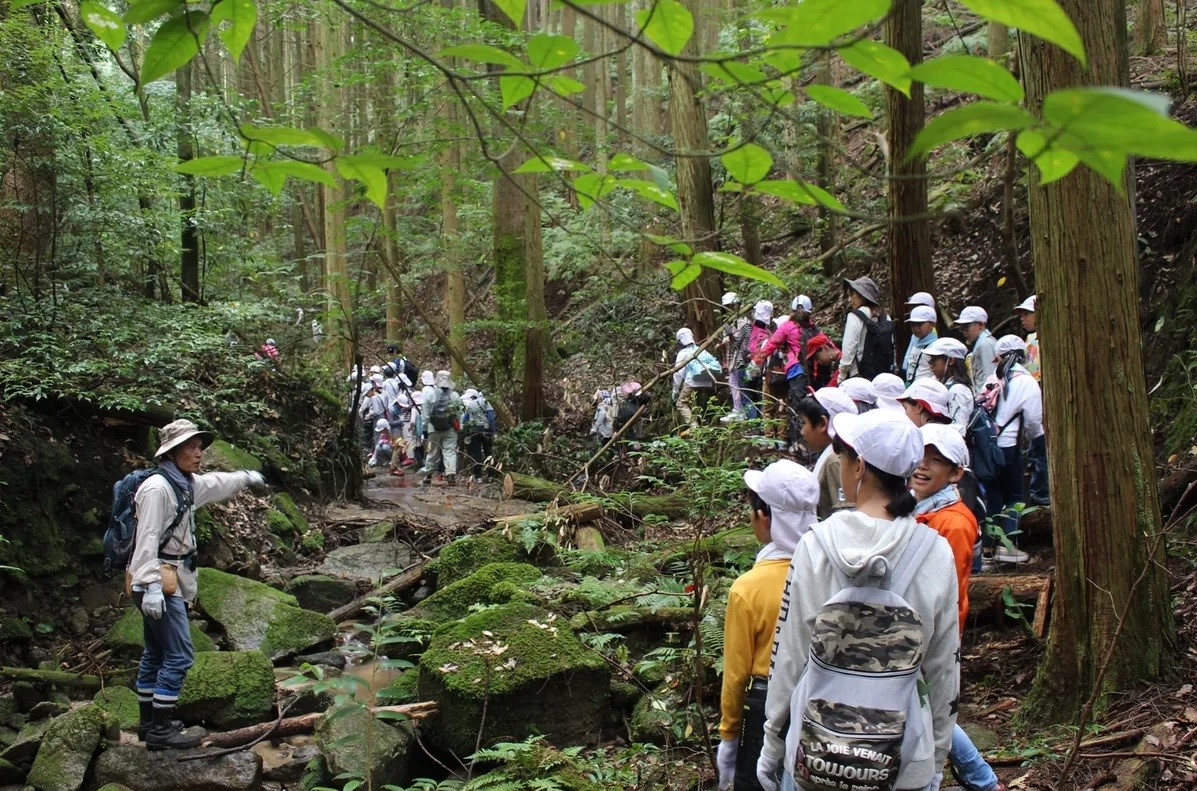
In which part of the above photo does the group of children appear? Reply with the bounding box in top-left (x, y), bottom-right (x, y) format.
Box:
top-left (351, 346), bottom-right (498, 486)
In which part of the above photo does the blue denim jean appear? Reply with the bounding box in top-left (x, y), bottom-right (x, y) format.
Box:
top-left (950, 724), bottom-right (1000, 791)
top-left (1027, 434), bottom-right (1049, 503)
top-left (729, 369), bottom-right (746, 413)
top-left (134, 593), bottom-right (195, 704)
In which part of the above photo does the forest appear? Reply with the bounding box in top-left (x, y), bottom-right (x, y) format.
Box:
top-left (2, 0), bottom-right (1197, 789)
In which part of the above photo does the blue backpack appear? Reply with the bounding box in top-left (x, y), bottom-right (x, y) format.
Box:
top-left (103, 468), bottom-right (190, 574)
top-left (965, 407), bottom-right (1005, 485)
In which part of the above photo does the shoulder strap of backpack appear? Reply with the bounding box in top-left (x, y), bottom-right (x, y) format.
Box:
top-left (150, 469), bottom-right (191, 551)
top-left (851, 308), bottom-right (874, 328)
top-left (885, 525), bottom-right (939, 597)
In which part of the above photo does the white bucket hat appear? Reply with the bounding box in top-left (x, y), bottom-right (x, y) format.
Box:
top-left (721, 291), bottom-right (740, 306)
top-left (374, 418), bottom-right (390, 432)
top-left (872, 373), bottom-right (906, 413)
top-left (831, 410), bottom-right (924, 479)
top-left (753, 301), bottom-right (774, 323)
top-left (839, 377), bottom-right (877, 406)
top-left (155, 419), bottom-right (215, 458)
top-left (676, 327), bottom-right (695, 346)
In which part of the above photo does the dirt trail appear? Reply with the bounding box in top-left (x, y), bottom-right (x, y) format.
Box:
top-left (336, 476), bottom-right (534, 531)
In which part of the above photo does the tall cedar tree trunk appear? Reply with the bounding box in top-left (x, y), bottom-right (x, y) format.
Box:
top-left (668, 0), bottom-right (721, 339)
top-left (884, 0), bottom-right (934, 352)
top-left (1019, 0), bottom-right (1174, 724)
top-left (987, 22), bottom-right (1009, 58)
top-left (522, 170), bottom-right (547, 419)
top-left (379, 64), bottom-right (404, 345)
top-left (815, 51), bottom-right (840, 275)
top-left (442, 79), bottom-right (467, 375)
top-left (1132, 0), bottom-right (1167, 55)
top-left (178, 59), bottom-right (201, 302)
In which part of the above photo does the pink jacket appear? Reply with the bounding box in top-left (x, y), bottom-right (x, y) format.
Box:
top-left (754, 320), bottom-right (817, 370)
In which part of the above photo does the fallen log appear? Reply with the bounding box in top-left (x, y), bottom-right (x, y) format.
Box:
top-left (198, 702), bottom-right (438, 749)
top-left (328, 561), bottom-right (428, 623)
top-left (503, 472), bottom-right (688, 519)
top-left (0, 666), bottom-right (133, 691)
top-left (967, 572), bottom-right (1051, 616)
top-left (492, 502), bottom-right (604, 530)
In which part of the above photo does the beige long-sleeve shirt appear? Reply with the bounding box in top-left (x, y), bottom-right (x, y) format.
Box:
top-left (130, 470), bottom-right (255, 602)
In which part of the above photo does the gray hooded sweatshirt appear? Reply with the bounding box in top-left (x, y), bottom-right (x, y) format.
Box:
top-left (760, 510), bottom-right (960, 790)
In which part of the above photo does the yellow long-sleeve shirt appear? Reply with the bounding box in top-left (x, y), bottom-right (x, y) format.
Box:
top-left (719, 557), bottom-right (791, 741)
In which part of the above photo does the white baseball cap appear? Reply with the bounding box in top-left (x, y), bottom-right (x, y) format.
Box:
top-left (1014, 295), bottom-right (1037, 313)
top-left (995, 334), bottom-right (1028, 356)
top-left (721, 291), bottom-right (739, 306)
top-left (832, 410), bottom-right (925, 479)
top-left (744, 459), bottom-right (820, 553)
top-left (813, 387), bottom-right (859, 438)
top-left (792, 295), bottom-right (813, 312)
top-left (676, 327), bottom-right (695, 346)
top-left (374, 418), bottom-right (390, 432)
top-left (920, 423), bottom-right (969, 467)
top-left (904, 292), bottom-right (936, 309)
top-left (953, 306), bottom-right (988, 325)
top-left (899, 379), bottom-right (950, 417)
top-left (839, 377), bottom-right (877, 406)
top-left (921, 337), bottom-right (968, 359)
top-left (905, 305), bottom-right (937, 324)
top-left (754, 300), bottom-right (774, 323)
top-left (370, 373), bottom-right (385, 386)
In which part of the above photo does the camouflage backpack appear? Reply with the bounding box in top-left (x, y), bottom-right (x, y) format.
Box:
top-left (790, 525), bottom-right (940, 791)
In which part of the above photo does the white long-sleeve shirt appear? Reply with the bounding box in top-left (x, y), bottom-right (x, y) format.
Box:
top-left (993, 367), bottom-right (1044, 447)
top-left (968, 330), bottom-right (998, 393)
top-left (130, 470), bottom-right (256, 602)
top-left (761, 511), bottom-right (960, 790)
top-left (838, 307), bottom-right (875, 378)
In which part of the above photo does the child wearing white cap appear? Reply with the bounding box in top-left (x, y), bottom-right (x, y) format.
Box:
top-left (758, 411), bottom-right (959, 791)
top-left (838, 377), bottom-right (877, 413)
top-left (717, 460), bottom-right (820, 791)
top-left (794, 388), bottom-right (858, 518)
top-left (902, 302), bottom-right (939, 384)
top-left (872, 372), bottom-right (906, 413)
top-left (1013, 296), bottom-right (1039, 381)
top-left (921, 337), bottom-right (974, 434)
top-left (898, 379), bottom-right (953, 428)
top-left (953, 306), bottom-right (997, 394)
top-left (673, 327), bottom-right (723, 427)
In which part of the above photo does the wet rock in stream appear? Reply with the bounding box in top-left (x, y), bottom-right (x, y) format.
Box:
top-left (93, 744), bottom-right (262, 791)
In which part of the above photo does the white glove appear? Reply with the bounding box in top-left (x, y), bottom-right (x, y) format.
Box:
top-left (141, 582), bottom-right (165, 621)
top-left (756, 752), bottom-right (781, 791)
top-left (927, 772), bottom-right (943, 791)
top-left (716, 738), bottom-right (738, 790)
top-left (245, 471), bottom-right (267, 489)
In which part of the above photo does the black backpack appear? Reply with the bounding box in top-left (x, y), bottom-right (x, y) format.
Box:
top-left (852, 308), bottom-right (896, 379)
top-left (103, 468), bottom-right (190, 574)
top-left (430, 388), bottom-right (455, 432)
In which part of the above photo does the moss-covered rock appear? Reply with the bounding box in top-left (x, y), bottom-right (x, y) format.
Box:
top-left (196, 568), bottom-right (335, 659)
top-left (272, 492), bottom-right (309, 534)
top-left (177, 651), bottom-right (275, 729)
top-left (103, 607), bottom-right (217, 655)
top-left (26, 703), bottom-right (108, 791)
top-left (92, 686), bottom-right (139, 730)
top-left (376, 670), bottom-right (420, 705)
top-left (315, 703), bottom-right (412, 789)
top-left (629, 686), bottom-right (699, 745)
top-left (300, 530), bottom-right (325, 553)
top-left (266, 509), bottom-right (295, 538)
top-left (319, 542), bottom-right (413, 583)
top-left (94, 744), bottom-right (261, 790)
top-left (0, 716), bottom-right (50, 764)
top-left (204, 439), bottom-right (262, 472)
top-left (466, 744), bottom-right (600, 791)
top-left (95, 785), bottom-right (134, 791)
top-left (286, 574), bottom-right (357, 612)
top-left (356, 521), bottom-right (395, 544)
top-left (418, 603), bottom-right (609, 756)
top-left (431, 533), bottom-right (524, 585)
top-left (412, 562), bottom-right (542, 622)
top-left (0, 617), bottom-right (31, 643)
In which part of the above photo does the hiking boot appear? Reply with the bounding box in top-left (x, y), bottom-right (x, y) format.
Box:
top-left (146, 705), bottom-right (204, 751)
top-left (137, 700), bottom-right (185, 743)
top-left (994, 545), bottom-right (1030, 564)
top-left (445, 474), bottom-right (457, 487)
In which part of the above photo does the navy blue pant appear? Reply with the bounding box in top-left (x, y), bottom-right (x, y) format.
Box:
top-left (134, 592), bottom-right (194, 711)
top-left (1027, 434), bottom-right (1049, 503)
top-left (985, 444), bottom-right (1024, 541)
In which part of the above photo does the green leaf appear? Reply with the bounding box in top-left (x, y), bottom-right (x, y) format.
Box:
top-left (526, 33), bottom-right (578, 70)
top-left (175, 155), bottom-right (243, 176)
top-left (545, 76), bottom-right (585, 97)
top-left (140, 11), bottom-right (209, 84)
top-left (491, 0), bottom-right (526, 27)
top-left (240, 124), bottom-right (340, 149)
top-left (572, 172), bottom-right (618, 210)
top-left (336, 156), bottom-right (389, 209)
top-left (759, 0), bottom-right (890, 47)
top-left (753, 179), bottom-right (814, 205)
top-left (500, 75), bottom-right (537, 109)
top-left (636, 0), bottom-right (693, 57)
top-left (805, 84), bottom-right (873, 118)
top-left (839, 39), bottom-right (912, 96)
top-left (514, 156), bottom-right (591, 173)
top-left (692, 251), bottom-right (785, 288)
top-left (250, 160), bottom-right (335, 195)
top-left (439, 44), bottom-right (524, 69)
top-left (616, 178), bottom-right (678, 210)
top-left (80, 1), bottom-right (126, 52)
top-left (796, 181), bottom-right (847, 213)
top-left (957, 0), bottom-right (1085, 64)
top-left (907, 55), bottom-right (1024, 102)
top-left (122, 0), bottom-right (181, 24)
top-left (670, 262), bottom-right (702, 290)
top-left (210, 0), bottom-right (257, 64)
top-left (1016, 130), bottom-right (1079, 185)
top-left (700, 60), bottom-right (768, 87)
top-left (1042, 87), bottom-right (1197, 162)
top-left (721, 143), bottom-right (773, 185)
top-left (648, 235), bottom-right (693, 257)
top-left (608, 153), bottom-right (651, 171)
top-left (909, 101), bottom-right (1037, 157)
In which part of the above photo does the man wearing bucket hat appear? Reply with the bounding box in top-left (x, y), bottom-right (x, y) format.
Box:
top-left (954, 306), bottom-right (997, 394)
top-left (130, 420), bottom-right (265, 750)
top-left (903, 303), bottom-right (939, 384)
top-left (718, 460), bottom-right (820, 791)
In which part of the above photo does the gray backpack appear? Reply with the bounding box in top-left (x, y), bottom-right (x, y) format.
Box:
top-left (789, 525), bottom-right (939, 791)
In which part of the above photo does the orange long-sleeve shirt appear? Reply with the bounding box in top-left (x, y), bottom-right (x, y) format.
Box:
top-left (916, 500), bottom-right (978, 632)
top-left (719, 558), bottom-right (790, 741)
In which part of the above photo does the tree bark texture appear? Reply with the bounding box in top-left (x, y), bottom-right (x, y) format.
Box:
top-left (1132, 0), bottom-right (1167, 55)
top-left (178, 59), bottom-right (201, 302)
top-left (522, 171), bottom-right (547, 419)
top-left (668, 0), bottom-right (721, 339)
top-left (987, 21), bottom-right (1009, 58)
top-left (1019, 0), bottom-right (1174, 723)
top-left (884, 0), bottom-right (934, 353)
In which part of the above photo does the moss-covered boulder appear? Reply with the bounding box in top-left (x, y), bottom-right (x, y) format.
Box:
top-left (104, 607), bottom-right (217, 655)
top-left (629, 686), bottom-right (700, 745)
top-left (286, 574), bottom-right (357, 612)
top-left (412, 562), bottom-right (542, 622)
top-left (95, 785), bottom-right (134, 791)
top-left (466, 744), bottom-right (600, 791)
top-left (318, 542), bottom-right (413, 583)
top-left (432, 533), bottom-right (524, 585)
top-left (316, 703), bottom-right (413, 789)
top-left (94, 744), bottom-right (261, 790)
top-left (0, 717), bottom-right (50, 765)
top-left (356, 521), bottom-right (395, 544)
top-left (204, 439), bottom-right (262, 472)
top-left (177, 651), bottom-right (274, 729)
top-left (26, 704), bottom-right (108, 791)
top-left (418, 603), bottom-right (609, 756)
top-left (272, 492), bottom-right (309, 533)
top-left (92, 687), bottom-right (139, 730)
top-left (196, 568), bottom-right (336, 660)
top-left (0, 617), bottom-right (32, 643)
top-left (376, 670), bottom-right (420, 705)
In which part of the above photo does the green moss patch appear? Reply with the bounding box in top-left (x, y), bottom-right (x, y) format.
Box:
top-left (316, 703), bottom-right (412, 788)
top-left (413, 562), bottom-right (542, 622)
top-left (197, 567), bottom-right (335, 659)
top-left (431, 533), bottom-right (524, 585)
top-left (26, 704), bottom-right (108, 791)
top-left (204, 439), bottom-right (262, 472)
top-left (376, 671), bottom-right (420, 704)
top-left (177, 651), bottom-right (274, 729)
top-left (103, 607), bottom-right (216, 654)
top-left (92, 687), bottom-right (139, 730)
top-left (272, 492), bottom-right (309, 533)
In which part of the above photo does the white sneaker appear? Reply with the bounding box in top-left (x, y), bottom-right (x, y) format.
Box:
top-left (994, 545), bottom-right (1030, 564)
top-left (719, 410), bottom-right (744, 423)
top-left (980, 557), bottom-right (998, 573)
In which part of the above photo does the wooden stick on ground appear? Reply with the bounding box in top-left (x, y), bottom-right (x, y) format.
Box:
top-left (327, 561), bottom-right (428, 623)
top-left (0, 666), bottom-right (133, 691)
top-left (197, 702), bottom-right (438, 750)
